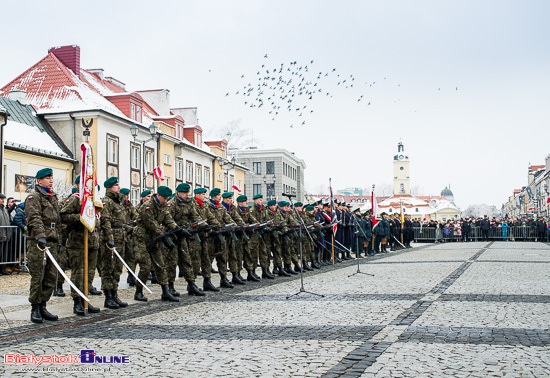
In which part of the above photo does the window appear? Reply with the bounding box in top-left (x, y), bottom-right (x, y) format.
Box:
top-left (165, 177), bottom-right (170, 188)
top-left (229, 175), bottom-right (234, 190)
top-left (131, 188), bottom-right (139, 206)
top-left (253, 184), bottom-right (261, 197)
top-left (416, 208), bottom-right (419, 212)
top-left (253, 162), bottom-right (261, 175)
top-left (175, 159), bottom-right (183, 180)
top-left (204, 168), bottom-right (210, 187)
top-left (145, 149), bottom-right (153, 173)
top-left (389, 208), bottom-right (393, 213)
top-left (266, 183), bottom-right (275, 198)
top-left (136, 106), bottom-right (142, 123)
top-left (266, 161), bottom-right (275, 175)
top-left (186, 161), bottom-right (193, 182)
top-left (196, 164), bottom-right (202, 185)
top-left (238, 180), bottom-right (242, 189)
top-left (131, 144), bottom-right (140, 170)
top-left (217, 172), bottom-right (222, 181)
top-left (107, 135), bottom-right (118, 164)
top-left (224, 174), bottom-right (228, 191)
top-left (131, 103), bottom-right (135, 120)
top-left (164, 154), bottom-right (171, 165)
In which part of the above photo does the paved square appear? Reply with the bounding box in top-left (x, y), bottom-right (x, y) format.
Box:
top-left (1, 241), bottom-right (549, 377)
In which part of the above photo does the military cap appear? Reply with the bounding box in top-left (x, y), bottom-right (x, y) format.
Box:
top-left (120, 188), bottom-right (130, 195)
top-left (176, 183), bottom-right (191, 193)
top-left (305, 205), bottom-right (314, 211)
top-left (222, 192), bottom-right (234, 198)
top-left (380, 212), bottom-right (388, 216)
top-left (104, 176), bottom-right (118, 188)
top-left (74, 175), bottom-right (80, 184)
top-left (210, 188), bottom-right (221, 196)
top-left (170, 193), bottom-right (175, 199)
top-left (253, 194), bottom-right (263, 200)
top-left (157, 186), bottom-right (172, 197)
top-left (71, 187), bottom-right (78, 194)
top-left (236, 195), bottom-right (247, 202)
top-left (194, 187), bottom-right (207, 194)
top-left (267, 199), bottom-right (277, 206)
top-left (0, 194), bottom-right (5, 199)
top-left (35, 168), bottom-right (53, 179)
top-left (353, 208), bottom-right (360, 213)
top-left (278, 201), bottom-right (287, 207)
top-left (140, 189), bottom-right (152, 197)
top-left (294, 202), bottom-right (303, 207)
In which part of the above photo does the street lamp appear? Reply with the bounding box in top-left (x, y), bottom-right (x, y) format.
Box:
top-left (130, 122), bottom-right (161, 190)
top-left (263, 174), bottom-right (276, 199)
top-left (0, 107), bottom-right (8, 193)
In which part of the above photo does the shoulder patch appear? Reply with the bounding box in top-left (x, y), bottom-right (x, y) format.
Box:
top-left (167, 204), bottom-right (171, 207)
top-left (66, 199), bottom-right (70, 203)
top-left (27, 196), bottom-right (33, 199)
top-left (102, 202), bottom-right (107, 206)
top-left (146, 207), bottom-right (150, 210)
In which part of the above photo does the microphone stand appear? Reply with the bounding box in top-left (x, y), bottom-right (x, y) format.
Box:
top-left (284, 194), bottom-right (324, 299)
top-left (349, 215), bottom-right (374, 278)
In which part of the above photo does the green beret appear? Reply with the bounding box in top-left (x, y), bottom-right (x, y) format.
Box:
top-left (170, 193), bottom-right (175, 199)
top-left (294, 202), bottom-right (303, 207)
top-left (194, 187), bottom-right (207, 194)
top-left (104, 177), bottom-right (118, 188)
top-left (210, 188), bottom-right (221, 196)
top-left (305, 205), bottom-right (314, 211)
top-left (120, 188), bottom-right (130, 195)
top-left (140, 189), bottom-right (152, 197)
top-left (35, 168), bottom-right (53, 179)
top-left (236, 195), bottom-right (247, 202)
top-left (267, 199), bottom-right (277, 206)
top-left (247, 205), bottom-right (252, 209)
top-left (278, 201), bottom-right (287, 207)
top-left (176, 183), bottom-right (190, 193)
top-left (253, 194), bottom-right (263, 200)
top-left (222, 192), bottom-right (233, 198)
top-left (157, 186), bottom-right (172, 197)
top-left (74, 175), bottom-right (80, 185)
top-left (71, 187), bottom-right (78, 194)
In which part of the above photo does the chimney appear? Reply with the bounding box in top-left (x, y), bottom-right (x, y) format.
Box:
top-left (8, 89), bottom-right (27, 104)
top-left (87, 68), bottom-right (104, 81)
top-left (49, 45), bottom-right (81, 78)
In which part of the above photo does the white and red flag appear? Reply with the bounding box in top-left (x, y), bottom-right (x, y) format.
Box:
top-left (232, 185), bottom-right (241, 192)
top-left (371, 190), bottom-right (379, 227)
top-left (153, 166), bottom-right (164, 181)
top-left (79, 142), bottom-right (103, 231)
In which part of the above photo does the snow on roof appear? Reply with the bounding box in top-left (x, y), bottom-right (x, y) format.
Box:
top-left (4, 120), bottom-right (70, 158)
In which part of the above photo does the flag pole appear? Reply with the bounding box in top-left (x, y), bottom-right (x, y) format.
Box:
top-left (83, 228), bottom-right (89, 314)
top-left (371, 185), bottom-right (375, 250)
top-left (330, 178), bottom-right (334, 264)
top-left (400, 197), bottom-right (404, 244)
top-left (82, 121), bottom-right (90, 315)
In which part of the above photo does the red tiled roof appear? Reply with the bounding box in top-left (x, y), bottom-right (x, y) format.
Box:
top-left (530, 165), bottom-right (544, 173)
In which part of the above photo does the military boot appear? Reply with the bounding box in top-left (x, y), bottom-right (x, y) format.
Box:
top-left (302, 260), bottom-right (314, 271)
top-left (161, 284), bottom-right (180, 302)
top-left (203, 278), bottom-right (220, 292)
top-left (187, 280), bottom-right (205, 296)
top-left (262, 267), bottom-right (275, 279)
top-left (73, 297), bottom-right (85, 316)
top-left (247, 270), bottom-right (261, 282)
top-left (168, 282), bottom-right (181, 297)
top-left (150, 271), bottom-right (158, 284)
top-left (237, 271), bottom-right (246, 282)
top-left (278, 266), bottom-right (291, 276)
top-left (127, 275), bottom-right (136, 287)
top-left (284, 264), bottom-right (297, 275)
top-left (272, 266), bottom-right (280, 275)
top-left (89, 286), bottom-right (102, 295)
top-left (30, 304), bottom-right (43, 323)
top-left (87, 301), bottom-right (101, 313)
top-left (39, 302), bottom-right (58, 321)
top-left (112, 290), bottom-right (128, 308)
top-left (232, 272), bottom-right (246, 285)
top-left (220, 275), bottom-right (235, 288)
top-left (341, 252), bottom-right (350, 260)
top-left (310, 260), bottom-right (321, 269)
top-left (104, 290), bottom-right (120, 309)
top-left (251, 269), bottom-right (261, 281)
top-left (347, 251), bottom-right (355, 260)
top-left (54, 282), bottom-right (65, 297)
top-left (293, 263), bottom-right (303, 273)
top-left (134, 286), bottom-right (148, 302)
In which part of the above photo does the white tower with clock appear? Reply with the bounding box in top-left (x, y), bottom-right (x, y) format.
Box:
top-left (393, 141), bottom-right (410, 196)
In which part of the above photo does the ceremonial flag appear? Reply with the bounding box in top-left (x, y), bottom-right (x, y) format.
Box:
top-left (232, 185), bottom-right (241, 192)
top-left (329, 183), bottom-right (337, 235)
top-left (400, 198), bottom-right (404, 223)
top-left (153, 166), bottom-right (164, 181)
top-left (79, 142), bottom-right (103, 232)
top-left (371, 190), bottom-right (378, 226)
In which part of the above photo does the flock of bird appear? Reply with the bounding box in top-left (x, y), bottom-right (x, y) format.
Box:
top-left (223, 54), bottom-right (458, 128)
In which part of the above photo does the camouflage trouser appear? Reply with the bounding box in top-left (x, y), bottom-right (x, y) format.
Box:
top-left (134, 236), bottom-right (168, 286)
top-left (290, 236), bottom-right (300, 264)
top-left (227, 238), bottom-right (240, 273)
top-left (246, 234), bottom-right (260, 271)
top-left (189, 237), bottom-right (211, 279)
top-left (257, 237), bottom-right (269, 268)
top-left (162, 244), bottom-right (180, 283)
top-left (125, 239), bottom-right (136, 274)
top-left (281, 236), bottom-right (293, 265)
top-left (269, 236), bottom-right (283, 268)
top-left (67, 246), bottom-right (98, 299)
top-left (208, 238), bottom-right (228, 276)
top-left (300, 237), bottom-right (313, 261)
top-left (234, 239), bottom-right (247, 272)
top-left (98, 240), bottom-right (124, 291)
top-left (56, 245), bottom-right (68, 284)
top-left (177, 239), bottom-right (195, 281)
top-left (27, 241), bottom-right (58, 304)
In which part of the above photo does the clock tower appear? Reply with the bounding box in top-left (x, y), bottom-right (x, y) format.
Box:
top-left (393, 141), bottom-right (410, 196)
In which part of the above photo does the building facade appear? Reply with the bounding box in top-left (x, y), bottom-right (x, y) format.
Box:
top-left (229, 148), bottom-right (306, 202)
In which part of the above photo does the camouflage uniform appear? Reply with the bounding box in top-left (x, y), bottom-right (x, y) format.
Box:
top-left (251, 203), bottom-right (269, 269)
top-left (235, 205), bottom-right (257, 273)
top-left (25, 186), bottom-right (61, 305)
top-left (265, 207), bottom-right (286, 269)
top-left (168, 195), bottom-right (201, 282)
top-left (121, 199), bottom-right (138, 275)
top-left (53, 196), bottom-right (69, 296)
top-left (133, 197), bottom-right (178, 286)
top-left (190, 198), bottom-right (219, 279)
top-left (286, 210), bottom-right (301, 265)
top-left (60, 193), bottom-right (100, 299)
top-left (206, 200), bottom-right (234, 276)
top-left (300, 210), bottom-right (316, 262)
top-left (99, 190), bottom-right (127, 291)
top-left (222, 201), bottom-right (245, 274)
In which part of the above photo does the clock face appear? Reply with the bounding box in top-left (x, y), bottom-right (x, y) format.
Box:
top-left (400, 166), bottom-right (404, 171)
top-left (399, 155), bottom-right (404, 159)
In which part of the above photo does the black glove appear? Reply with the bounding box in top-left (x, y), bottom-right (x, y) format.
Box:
top-left (37, 237), bottom-right (47, 249)
top-left (163, 236), bottom-right (175, 248)
top-left (107, 240), bottom-right (115, 248)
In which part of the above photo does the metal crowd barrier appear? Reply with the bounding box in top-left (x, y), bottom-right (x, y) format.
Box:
top-left (412, 225), bottom-right (542, 242)
top-left (413, 227), bottom-right (441, 242)
top-left (0, 225), bottom-right (27, 269)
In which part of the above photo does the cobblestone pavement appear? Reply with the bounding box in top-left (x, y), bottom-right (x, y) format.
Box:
top-left (1, 241), bottom-right (549, 377)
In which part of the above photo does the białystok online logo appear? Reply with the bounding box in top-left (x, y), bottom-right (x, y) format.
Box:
top-left (4, 350), bottom-right (130, 365)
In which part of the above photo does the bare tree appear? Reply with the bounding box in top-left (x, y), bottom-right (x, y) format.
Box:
top-left (375, 182), bottom-right (393, 196)
top-left (410, 185), bottom-right (424, 196)
top-left (214, 119), bottom-right (260, 149)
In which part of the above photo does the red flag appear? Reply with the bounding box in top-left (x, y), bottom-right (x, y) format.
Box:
top-left (153, 166), bottom-right (164, 181)
top-left (232, 185), bottom-right (241, 192)
top-left (371, 190), bottom-right (378, 226)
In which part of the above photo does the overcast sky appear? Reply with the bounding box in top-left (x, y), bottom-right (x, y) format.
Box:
top-left (1, 0), bottom-right (549, 209)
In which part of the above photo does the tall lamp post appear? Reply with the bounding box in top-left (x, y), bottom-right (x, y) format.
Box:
top-left (130, 123), bottom-right (160, 191)
top-left (263, 174), bottom-right (276, 199)
top-left (0, 107), bottom-right (8, 193)
top-left (217, 156), bottom-right (236, 191)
